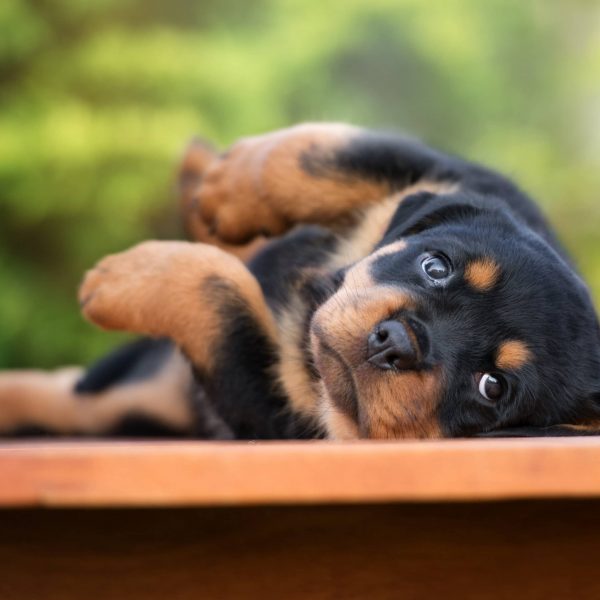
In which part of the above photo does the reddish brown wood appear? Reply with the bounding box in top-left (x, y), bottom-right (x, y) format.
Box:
top-left (0, 502), bottom-right (599, 600)
top-left (1, 438), bottom-right (600, 507)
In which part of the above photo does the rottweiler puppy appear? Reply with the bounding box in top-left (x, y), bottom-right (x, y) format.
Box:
top-left (1, 123), bottom-right (599, 438)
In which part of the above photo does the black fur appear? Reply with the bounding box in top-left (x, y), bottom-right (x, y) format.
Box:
top-left (197, 276), bottom-right (321, 439)
top-left (331, 132), bottom-right (564, 251)
top-left (75, 337), bottom-right (173, 394)
top-left (248, 225), bottom-right (338, 312)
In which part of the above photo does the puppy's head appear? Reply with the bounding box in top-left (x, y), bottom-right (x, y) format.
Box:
top-left (310, 192), bottom-right (600, 439)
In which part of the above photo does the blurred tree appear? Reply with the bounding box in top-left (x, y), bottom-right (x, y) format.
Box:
top-left (0, 0), bottom-right (599, 367)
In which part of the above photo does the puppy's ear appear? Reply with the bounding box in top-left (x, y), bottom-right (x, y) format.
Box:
top-left (381, 191), bottom-right (492, 242)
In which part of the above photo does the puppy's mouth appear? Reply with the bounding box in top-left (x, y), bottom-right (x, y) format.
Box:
top-left (310, 324), bottom-right (360, 424)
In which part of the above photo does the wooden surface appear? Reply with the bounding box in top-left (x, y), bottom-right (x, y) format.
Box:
top-left (2, 440), bottom-right (600, 599)
top-left (1, 502), bottom-right (600, 600)
top-left (1, 437), bottom-right (600, 506)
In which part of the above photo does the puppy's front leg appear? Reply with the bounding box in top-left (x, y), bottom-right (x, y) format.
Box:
top-left (79, 242), bottom-right (292, 438)
top-left (80, 241), bottom-right (276, 370)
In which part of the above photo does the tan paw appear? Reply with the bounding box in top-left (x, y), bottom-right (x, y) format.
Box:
top-left (79, 241), bottom-right (208, 337)
top-left (196, 132), bottom-right (291, 244)
top-left (79, 240), bottom-right (275, 371)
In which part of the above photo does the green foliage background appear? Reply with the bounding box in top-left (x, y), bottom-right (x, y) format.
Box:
top-left (1, 0), bottom-right (599, 368)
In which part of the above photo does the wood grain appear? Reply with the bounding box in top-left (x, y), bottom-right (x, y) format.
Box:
top-left (0, 502), bottom-right (599, 600)
top-left (1, 438), bottom-right (600, 507)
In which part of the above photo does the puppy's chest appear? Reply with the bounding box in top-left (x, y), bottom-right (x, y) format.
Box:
top-left (271, 274), bottom-right (327, 418)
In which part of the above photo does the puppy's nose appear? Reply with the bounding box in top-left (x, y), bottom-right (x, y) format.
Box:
top-left (367, 320), bottom-right (418, 371)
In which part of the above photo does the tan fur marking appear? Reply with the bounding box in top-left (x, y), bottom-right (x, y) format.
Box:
top-left (0, 350), bottom-right (193, 433)
top-left (79, 241), bottom-right (277, 373)
top-left (465, 258), bottom-right (500, 291)
top-left (327, 179), bottom-right (457, 269)
top-left (559, 421), bottom-right (600, 433)
top-left (360, 369), bottom-right (442, 439)
top-left (275, 294), bottom-right (320, 416)
top-left (329, 238), bottom-right (407, 291)
top-left (496, 340), bottom-right (532, 371)
top-left (262, 124), bottom-right (388, 222)
top-left (327, 195), bottom-right (403, 269)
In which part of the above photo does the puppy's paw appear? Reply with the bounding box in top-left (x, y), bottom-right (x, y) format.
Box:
top-left (79, 241), bottom-right (202, 337)
top-left (79, 240), bottom-right (273, 370)
top-left (195, 124), bottom-right (360, 244)
top-left (196, 135), bottom-right (289, 244)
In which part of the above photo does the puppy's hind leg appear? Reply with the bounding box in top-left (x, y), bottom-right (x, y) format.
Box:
top-left (0, 343), bottom-right (201, 437)
top-left (0, 366), bottom-right (84, 435)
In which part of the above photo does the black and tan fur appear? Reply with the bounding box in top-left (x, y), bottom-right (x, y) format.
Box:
top-left (2, 123), bottom-right (600, 439)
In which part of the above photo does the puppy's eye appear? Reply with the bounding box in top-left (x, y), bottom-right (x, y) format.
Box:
top-left (421, 254), bottom-right (452, 280)
top-left (478, 373), bottom-right (507, 401)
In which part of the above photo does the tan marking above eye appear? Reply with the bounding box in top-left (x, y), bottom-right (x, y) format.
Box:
top-left (464, 258), bottom-right (500, 291)
top-left (496, 340), bottom-right (532, 370)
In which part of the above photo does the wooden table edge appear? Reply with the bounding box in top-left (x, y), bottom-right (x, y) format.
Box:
top-left (0, 438), bottom-right (599, 507)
